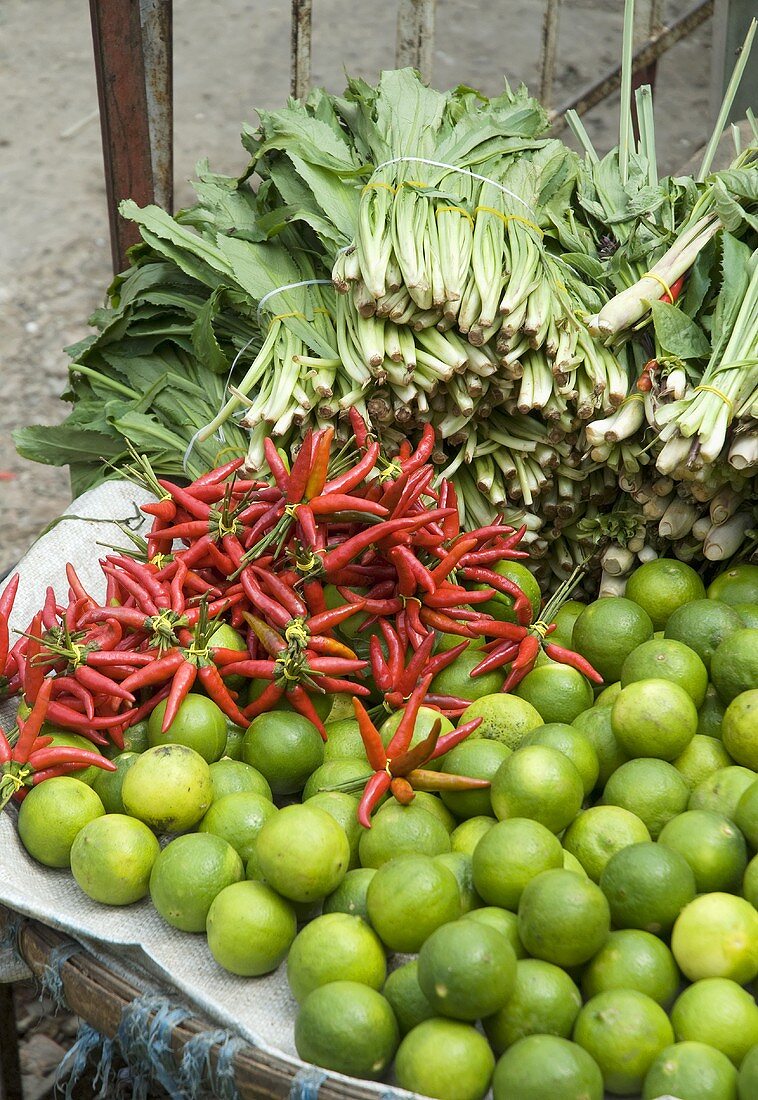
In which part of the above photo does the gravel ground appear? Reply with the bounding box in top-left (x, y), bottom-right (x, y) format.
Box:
top-left (0, 1), bottom-right (720, 1093)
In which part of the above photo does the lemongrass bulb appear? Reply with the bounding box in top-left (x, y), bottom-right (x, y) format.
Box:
top-left (601, 545), bottom-right (636, 577)
top-left (692, 515), bottom-right (713, 541)
top-left (637, 545), bottom-right (659, 564)
top-left (652, 477), bottom-right (674, 498)
top-left (656, 435), bottom-right (691, 477)
top-left (728, 433), bottom-right (758, 472)
top-left (599, 570), bottom-right (627, 598)
top-left (659, 499), bottom-right (698, 540)
top-left (643, 494), bottom-right (673, 521)
top-left (627, 535), bottom-right (646, 554)
top-left (710, 486), bottom-right (741, 526)
top-left (664, 368), bottom-right (688, 401)
top-left (704, 513), bottom-right (753, 560)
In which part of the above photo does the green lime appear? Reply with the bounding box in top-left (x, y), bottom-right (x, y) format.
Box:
top-left (70, 814), bottom-right (160, 905)
top-left (208, 758), bottom-right (272, 802)
top-left (242, 711), bottom-right (324, 796)
top-left (358, 801), bottom-right (451, 868)
top-left (611, 678), bottom-right (698, 759)
top-left (550, 601), bottom-right (587, 647)
top-left (673, 735), bottom-right (732, 789)
top-left (665, 599), bottom-right (744, 673)
top-left (736, 603), bottom-right (758, 628)
top-left (563, 849), bottom-right (587, 875)
top-left (395, 1018), bottom-right (495, 1100)
top-left (599, 841), bottom-right (697, 935)
top-left (658, 810), bottom-right (747, 893)
top-left (472, 818), bottom-right (563, 910)
top-left (743, 854), bottom-right (758, 908)
top-left (197, 791), bottom-right (277, 863)
top-left (643, 1041), bottom-right (738, 1100)
top-left (104, 720), bottom-right (149, 758)
top-left (735, 779), bottom-right (758, 847)
top-left (698, 685), bottom-right (727, 738)
top-left (722, 690), bottom-right (758, 769)
top-left (621, 638), bottom-right (708, 708)
top-left (562, 806), bottom-right (651, 882)
top-left (463, 907), bottom-right (526, 958)
top-left (582, 929), bottom-right (681, 1006)
top-left (434, 851), bottom-right (482, 914)
top-left (483, 959), bottom-right (582, 1054)
top-left (572, 597), bottom-right (654, 683)
top-left (574, 988), bottom-right (674, 1094)
top-left (383, 960), bottom-right (435, 1035)
top-left (523, 723), bottom-right (599, 796)
top-left (573, 705), bottom-right (629, 787)
top-left (671, 978), bottom-right (758, 1066)
top-left (418, 918), bottom-right (517, 1020)
top-left (221, 721), bottom-right (245, 760)
top-left (322, 718), bottom-right (368, 761)
top-left (594, 681), bottom-right (622, 707)
top-left (17, 778), bottom-right (105, 868)
top-left (438, 739), bottom-right (510, 818)
top-left (626, 558), bottom-right (706, 630)
top-left (518, 869), bottom-right (610, 967)
top-left (711, 630), bottom-right (758, 705)
top-left (602, 758), bottom-right (690, 838)
top-left (206, 880), bottom-right (296, 976)
top-left (323, 867), bottom-right (376, 921)
top-left (689, 766), bottom-right (756, 819)
top-left (121, 744), bottom-right (213, 834)
top-left (302, 757), bottom-right (370, 801)
top-left (430, 648), bottom-right (505, 702)
top-left (295, 982), bottom-right (399, 1080)
top-left (148, 694), bottom-right (227, 763)
top-left (412, 791), bottom-right (457, 833)
top-left (672, 892), bottom-right (758, 983)
top-left (90, 752), bottom-right (139, 816)
top-left (286, 912), bottom-right (386, 1003)
top-left (739, 1045), bottom-right (758, 1099)
top-left (492, 1035), bottom-right (604, 1100)
top-left (256, 803), bottom-right (350, 902)
top-left (306, 790), bottom-right (363, 870)
top-left (36, 732), bottom-right (105, 786)
top-left (451, 815), bottom-right (496, 855)
top-left (707, 564), bottom-right (758, 607)
top-left (461, 694), bottom-right (543, 750)
top-left (366, 855), bottom-right (461, 952)
top-left (515, 662), bottom-right (594, 725)
top-left (490, 745), bottom-right (584, 834)
top-left (471, 561), bottom-right (542, 624)
top-left (149, 832), bottom-right (244, 932)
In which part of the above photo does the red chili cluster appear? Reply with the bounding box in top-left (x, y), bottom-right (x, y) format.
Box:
top-left (0, 412), bottom-right (600, 819)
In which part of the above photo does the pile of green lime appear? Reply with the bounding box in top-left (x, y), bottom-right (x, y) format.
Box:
top-left (14, 558), bottom-right (758, 1100)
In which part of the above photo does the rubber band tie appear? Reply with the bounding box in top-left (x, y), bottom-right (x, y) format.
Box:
top-left (435, 204), bottom-right (475, 226)
top-left (694, 385), bottom-right (734, 414)
top-left (473, 206), bottom-right (544, 238)
top-left (642, 271), bottom-right (674, 302)
top-left (362, 181), bottom-right (396, 194)
top-left (371, 156), bottom-right (537, 215)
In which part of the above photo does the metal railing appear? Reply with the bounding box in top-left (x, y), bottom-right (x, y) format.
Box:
top-left (88, 0), bottom-right (746, 273)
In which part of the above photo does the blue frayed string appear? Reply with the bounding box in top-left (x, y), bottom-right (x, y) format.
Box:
top-left (380, 1090), bottom-right (406, 1100)
top-left (211, 1032), bottom-right (245, 1100)
top-left (92, 1034), bottom-right (116, 1098)
top-left (54, 1022), bottom-right (104, 1100)
top-left (116, 993), bottom-right (189, 1100)
top-left (39, 941), bottom-right (81, 1010)
top-left (290, 1065), bottom-right (328, 1100)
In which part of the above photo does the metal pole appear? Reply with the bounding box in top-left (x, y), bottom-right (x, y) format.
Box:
top-left (291, 0), bottom-right (313, 100)
top-left (711, 0), bottom-right (758, 126)
top-left (396, 0), bottom-right (436, 82)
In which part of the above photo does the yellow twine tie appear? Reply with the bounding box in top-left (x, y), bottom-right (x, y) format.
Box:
top-left (642, 271), bottom-right (674, 302)
top-left (362, 181), bottom-right (396, 194)
top-left (474, 207), bottom-right (544, 237)
top-left (694, 385), bottom-right (734, 415)
top-left (270, 307), bottom-right (332, 327)
top-left (435, 205), bottom-right (475, 227)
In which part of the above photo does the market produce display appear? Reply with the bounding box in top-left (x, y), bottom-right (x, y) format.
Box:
top-left (3, 2), bottom-right (758, 1097)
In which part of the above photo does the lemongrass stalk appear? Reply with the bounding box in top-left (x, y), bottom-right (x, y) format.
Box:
top-left (602, 545), bottom-right (636, 576)
top-left (692, 515), bottom-right (712, 541)
top-left (698, 18), bottom-right (757, 181)
top-left (637, 545), bottom-right (658, 564)
top-left (728, 433), bottom-right (758, 471)
top-left (659, 498), bottom-right (698, 540)
top-left (710, 485), bottom-right (742, 525)
top-left (599, 570), bottom-right (627, 598)
top-left (704, 512), bottom-right (753, 559)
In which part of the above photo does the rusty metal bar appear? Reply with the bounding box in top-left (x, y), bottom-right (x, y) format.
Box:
top-left (139, 0), bottom-right (173, 212)
top-left (291, 0), bottom-right (313, 100)
top-left (396, 0), bottom-right (436, 82)
top-left (550, 0), bottom-right (714, 127)
top-left (89, 0), bottom-right (172, 274)
top-left (539, 0), bottom-right (562, 111)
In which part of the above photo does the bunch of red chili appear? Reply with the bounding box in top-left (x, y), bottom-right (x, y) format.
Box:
top-left (0, 411), bottom-right (600, 817)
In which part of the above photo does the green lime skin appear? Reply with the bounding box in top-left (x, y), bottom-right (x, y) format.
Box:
top-left (417, 919), bottom-right (517, 1020)
top-left (294, 981), bottom-right (399, 1081)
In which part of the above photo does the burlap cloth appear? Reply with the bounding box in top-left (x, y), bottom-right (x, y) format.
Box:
top-left (0, 484), bottom-right (677, 1100)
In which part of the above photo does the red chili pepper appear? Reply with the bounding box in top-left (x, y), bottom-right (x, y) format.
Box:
top-left (349, 408), bottom-right (370, 451)
top-left (244, 681), bottom-right (285, 718)
top-left (544, 643), bottom-right (603, 683)
top-left (22, 613), bottom-right (46, 703)
top-left (357, 771), bottom-right (392, 829)
top-left (190, 456), bottom-right (247, 488)
top-left (157, 480), bottom-right (212, 520)
top-left (142, 499), bottom-right (177, 522)
top-left (120, 649), bottom-right (185, 693)
top-left (161, 660), bottom-right (198, 732)
top-left (404, 768), bottom-right (490, 794)
top-left (74, 665), bottom-right (135, 703)
top-left (286, 431), bottom-right (315, 503)
top-left (304, 426), bottom-right (334, 500)
top-left (65, 564), bottom-right (96, 610)
top-left (0, 574), bottom-right (19, 671)
top-left (250, 567), bottom-right (307, 618)
top-left (197, 664), bottom-right (248, 727)
top-left (322, 442), bottom-right (380, 496)
top-left (502, 635), bottom-right (541, 692)
top-left (470, 643), bottom-right (520, 678)
top-left (309, 494), bottom-right (388, 518)
top-left (402, 422), bottom-right (435, 473)
top-left (13, 679), bottom-right (54, 763)
top-left (287, 686), bottom-right (328, 740)
top-left (25, 745), bottom-right (117, 773)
